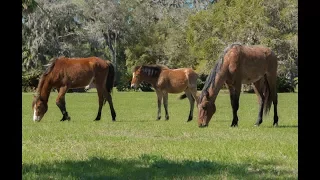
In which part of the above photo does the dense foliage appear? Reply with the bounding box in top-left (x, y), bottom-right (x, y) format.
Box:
top-left (22, 0), bottom-right (297, 92)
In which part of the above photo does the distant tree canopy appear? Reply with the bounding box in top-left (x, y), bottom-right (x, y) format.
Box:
top-left (187, 0), bottom-right (297, 76)
top-left (22, 0), bottom-right (297, 91)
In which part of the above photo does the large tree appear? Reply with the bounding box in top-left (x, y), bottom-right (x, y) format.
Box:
top-left (22, 0), bottom-right (88, 72)
top-left (124, 0), bottom-right (199, 70)
top-left (187, 0), bottom-right (297, 77)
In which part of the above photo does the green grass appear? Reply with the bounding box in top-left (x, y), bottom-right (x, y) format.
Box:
top-left (23, 90), bottom-right (298, 180)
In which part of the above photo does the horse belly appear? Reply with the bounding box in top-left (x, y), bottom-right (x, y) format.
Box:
top-left (69, 71), bottom-right (94, 88)
top-left (240, 59), bottom-right (267, 84)
top-left (165, 79), bottom-right (188, 93)
top-left (241, 76), bottom-right (263, 84)
top-left (157, 70), bottom-right (188, 93)
top-left (241, 69), bottom-right (265, 84)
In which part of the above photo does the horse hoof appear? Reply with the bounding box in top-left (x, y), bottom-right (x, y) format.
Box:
top-left (156, 117), bottom-right (161, 120)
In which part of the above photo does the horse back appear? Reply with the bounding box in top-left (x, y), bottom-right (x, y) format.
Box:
top-left (242, 45), bottom-right (277, 71)
top-left (157, 68), bottom-right (197, 93)
top-left (161, 68), bottom-right (191, 81)
top-left (226, 45), bottom-right (277, 84)
top-left (51, 57), bottom-right (108, 88)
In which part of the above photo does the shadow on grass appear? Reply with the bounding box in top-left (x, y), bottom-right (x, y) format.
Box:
top-left (244, 125), bottom-right (298, 129)
top-left (23, 154), bottom-right (296, 180)
top-left (267, 125), bottom-right (298, 128)
top-left (114, 120), bottom-right (155, 123)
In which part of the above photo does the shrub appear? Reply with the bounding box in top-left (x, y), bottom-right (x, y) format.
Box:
top-left (139, 82), bottom-right (154, 92)
top-left (116, 72), bottom-right (154, 92)
top-left (276, 76), bottom-right (295, 93)
top-left (22, 71), bottom-right (42, 92)
top-left (116, 71), bottom-right (132, 92)
top-left (236, 76), bottom-right (296, 93)
top-left (294, 77), bottom-right (298, 91)
top-left (197, 74), bottom-right (207, 90)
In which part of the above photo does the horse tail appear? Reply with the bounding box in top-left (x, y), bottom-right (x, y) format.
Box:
top-left (179, 93), bottom-right (187, 100)
top-left (103, 62), bottom-right (115, 105)
top-left (106, 62), bottom-right (115, 93)
top-left (263, 74), bottom-right (272, 115)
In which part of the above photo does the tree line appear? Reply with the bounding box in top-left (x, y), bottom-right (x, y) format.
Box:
top-left (22, 0), bottom-right (297, 92)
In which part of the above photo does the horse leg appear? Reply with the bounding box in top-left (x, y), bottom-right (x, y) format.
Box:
top-left (253, 79), bottom-right (265, 126)
top-left (155, 90), bottom-right (163, 120)
top-left (227, 83), bottom-right (241, 127)
top-left (266, 75), bottom-right (279, 126)
top-left (94, 86), bottom-right (104, 121)
top-left (104, 90), bottom-right (116, 121)
top-left (184, 91), bottom-right (195, 122)
top-left (56, 87), bottom-right (70, 121)
top-left (163, 92), bottom-right (169, 120)
top-left (190, 88), bottom-right (199, 105)
top-left (273, 94), bottom-right (279, 126)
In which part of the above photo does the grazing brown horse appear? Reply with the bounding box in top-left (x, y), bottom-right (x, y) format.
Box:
top-left (198, 43), bottom-right (279, 128)
top-left (32, 56), bottom-right (116, 122)
top-left (130, 65), bottom-right (199, 121)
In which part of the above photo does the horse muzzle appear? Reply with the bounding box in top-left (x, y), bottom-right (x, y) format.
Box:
top-left (33, 114), bottom-right (43, 122)
top-left (33, 116), bottom-right (42, 122)
top-left (198, 119), bottom-right (208, 128)
top-left (130, 84), bottom-right (137, 89)
top-left (199, 124), bottom-right (208, 128)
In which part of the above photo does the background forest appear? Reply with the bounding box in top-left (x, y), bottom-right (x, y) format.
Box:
top-left (22, 0), bottom-right (298, 92)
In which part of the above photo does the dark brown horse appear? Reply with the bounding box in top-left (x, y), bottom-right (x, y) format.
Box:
top-left (198, 43), bottom-right (279, 127)
top-left (32, 56), bottom-right (116, 122)
top-left (130, 65), bottom-right (199, 121)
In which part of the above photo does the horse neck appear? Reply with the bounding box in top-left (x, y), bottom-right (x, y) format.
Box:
top-left (141, 74), bottom-right (158, 87)
top-left (37, 76), bottom-right (53, 102)
top-left (208, 72), bottom-right (227, 103)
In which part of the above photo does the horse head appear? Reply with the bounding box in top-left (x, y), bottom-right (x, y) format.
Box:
top-left (130, 66), bottom-right (143, 89)
top-left (197, 90), bottom-right (216, 128)
top-left (32, 93), bottom-right (48, 122)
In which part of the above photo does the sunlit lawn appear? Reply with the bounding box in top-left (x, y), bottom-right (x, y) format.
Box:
top-left (23, 90), bottom-right (298, 179)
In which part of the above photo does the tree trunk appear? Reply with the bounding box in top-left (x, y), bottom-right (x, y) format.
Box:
top-left (103, 29), bottom-right (119, 84)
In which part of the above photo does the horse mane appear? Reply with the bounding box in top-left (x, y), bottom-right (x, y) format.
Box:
top-left (133, 64), bottom-right (169, 77)
top-left (44, 56), bottom-right (61, 75)
top-left (35, 56), bottom-right (61, 95)
top-left (199, 42), bottom-right (243, 101)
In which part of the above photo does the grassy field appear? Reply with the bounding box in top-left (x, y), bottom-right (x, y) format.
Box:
top-left (22, 90), bottom-right (298, 180)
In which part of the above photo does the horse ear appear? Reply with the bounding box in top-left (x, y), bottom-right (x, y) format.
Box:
top-left (132, 66), bottom-right (139, 72)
